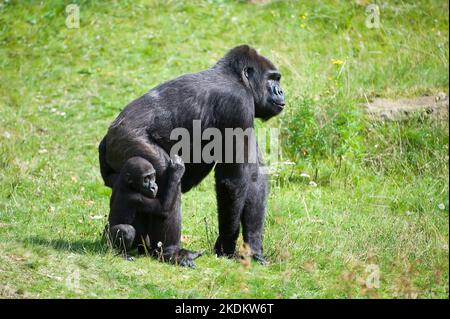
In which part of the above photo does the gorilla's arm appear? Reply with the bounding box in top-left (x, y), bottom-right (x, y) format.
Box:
top-left (157, 153), bottom-right (185, 208)
top-left (129, 193), bottom-right (166, 218)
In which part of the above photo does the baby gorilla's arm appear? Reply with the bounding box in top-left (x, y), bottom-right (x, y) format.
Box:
top-left (157, 154), bottom-right (185, 213)
top-left (129, 193), bottom-right (166, 218)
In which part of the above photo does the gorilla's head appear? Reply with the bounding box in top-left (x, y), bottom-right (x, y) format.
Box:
top-left (122, 157), bottom-right (158, 198)
top-left (220, 45), bottom-right (285, 121)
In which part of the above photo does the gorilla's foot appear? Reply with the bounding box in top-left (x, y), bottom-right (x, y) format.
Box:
top-left (252, 254), bottom-right (268, 266)
top-left (214, 238), bottom-right (237, 258)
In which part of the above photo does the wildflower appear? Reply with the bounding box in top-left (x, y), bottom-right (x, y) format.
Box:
top-left (300, 172), bottom-right (310, 179)
top-left (331, 58), bottom-right (344, 65)
top-left (309, 181), bottom-right (318, 187)
top-left (438, 203), bottom-right (445, 210)
top-left (300, 23), bottom-right (305, 29)
top-left (157, 241), bottom-right (163, 248)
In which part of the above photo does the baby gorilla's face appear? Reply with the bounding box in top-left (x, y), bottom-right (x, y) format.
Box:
top-left (141, 170), bottom-right (158, 198)
top-left (123, 157), bottom-right (159, 198)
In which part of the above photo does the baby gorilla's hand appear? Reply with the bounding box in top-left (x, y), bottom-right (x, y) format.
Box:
top-left (169, 154), bottom-right (185, 179)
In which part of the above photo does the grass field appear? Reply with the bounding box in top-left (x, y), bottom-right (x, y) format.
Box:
top-left (0, 0), bottom-right (448, 298)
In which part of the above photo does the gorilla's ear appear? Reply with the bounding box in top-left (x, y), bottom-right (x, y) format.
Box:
top-left (241, 67), bottom-right (254, 88)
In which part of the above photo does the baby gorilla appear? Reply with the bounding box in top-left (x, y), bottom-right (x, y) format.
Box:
top-left (106, 155), bottom-right (202, 267)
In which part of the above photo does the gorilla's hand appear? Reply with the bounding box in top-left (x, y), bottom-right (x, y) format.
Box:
top-left (174, 249), bottom-right (203, 269)
top-left (252, 254), bottom-right (268, 266)
top-left (169, 154), bottom-right (185, 180)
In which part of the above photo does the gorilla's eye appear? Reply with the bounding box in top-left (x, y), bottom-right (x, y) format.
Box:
top-left (267, 71), bottom-right (281, 82)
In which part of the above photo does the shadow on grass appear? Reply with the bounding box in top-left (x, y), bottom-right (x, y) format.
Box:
top-left (23, 236), bottom-right (109, 255)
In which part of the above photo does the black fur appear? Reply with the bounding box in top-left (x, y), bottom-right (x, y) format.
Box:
top-left (106, 155), bottom-right (202, 267)
top-left (99, 45), bottom-right (285, 264)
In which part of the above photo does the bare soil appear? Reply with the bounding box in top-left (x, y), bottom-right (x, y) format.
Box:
top-left (364, 92), bottom-right (449, 121)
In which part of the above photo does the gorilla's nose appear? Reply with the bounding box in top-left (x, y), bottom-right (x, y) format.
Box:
top-left (271, 86), bottom-right (285, 107)
top-left (274, 86), bottom-right (283, 96)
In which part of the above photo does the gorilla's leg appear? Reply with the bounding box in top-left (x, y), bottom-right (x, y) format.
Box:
top-left (147, 185), bottom-right (203, 268)
top-left (134, 213), bottom-right (151, 256)
top-left (106, 133), bottom-right (170, 186)
top-left (101, 132), bottom-right (171, 189)
top-left (108, 224), bottom-right (137, 261)
top-left (214, 163), bottom-right (249, 257)
top-left (241, 164), bottom-right (268, 265)
top-left (98, 136), bottom-right (119, 188)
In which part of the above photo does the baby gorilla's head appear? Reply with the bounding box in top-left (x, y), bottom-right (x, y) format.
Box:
top-left (122, 157), bottom-right (158, 198)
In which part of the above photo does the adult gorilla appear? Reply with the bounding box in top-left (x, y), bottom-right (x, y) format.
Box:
top-left (99, 45), bottom-right (285, 264)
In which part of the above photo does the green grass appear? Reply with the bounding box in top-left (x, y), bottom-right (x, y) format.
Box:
top-left (0, 0), bottom-right (448, 298)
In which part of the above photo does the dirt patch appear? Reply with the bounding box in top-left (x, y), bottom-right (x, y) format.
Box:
top-left (0, 285), bottom-right (30, 299)
top-left (364, 92), bottom-right (449, 121)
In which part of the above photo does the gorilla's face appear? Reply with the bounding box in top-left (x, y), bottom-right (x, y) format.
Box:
top-left (251, 69), bottom-right (285, 121)
top-left (124, 157), bottom-right (158, 198)
top-left (140, 170), bottom-right (158, 198)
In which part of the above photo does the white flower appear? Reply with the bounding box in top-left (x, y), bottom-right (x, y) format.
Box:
top-left (438, 203), bottom-right (445, 210)
top-left (309, 181), bottom-right (317, 187)
top-left (300, 173), bottom-right (310, 179)
top-left (157, 241), bottom-right (163, 248)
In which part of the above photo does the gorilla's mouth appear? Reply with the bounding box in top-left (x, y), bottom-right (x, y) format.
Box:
top-left (271, 100), bottom-right (285, 111)
top-left (142, 188), bottom-right (157, 198)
